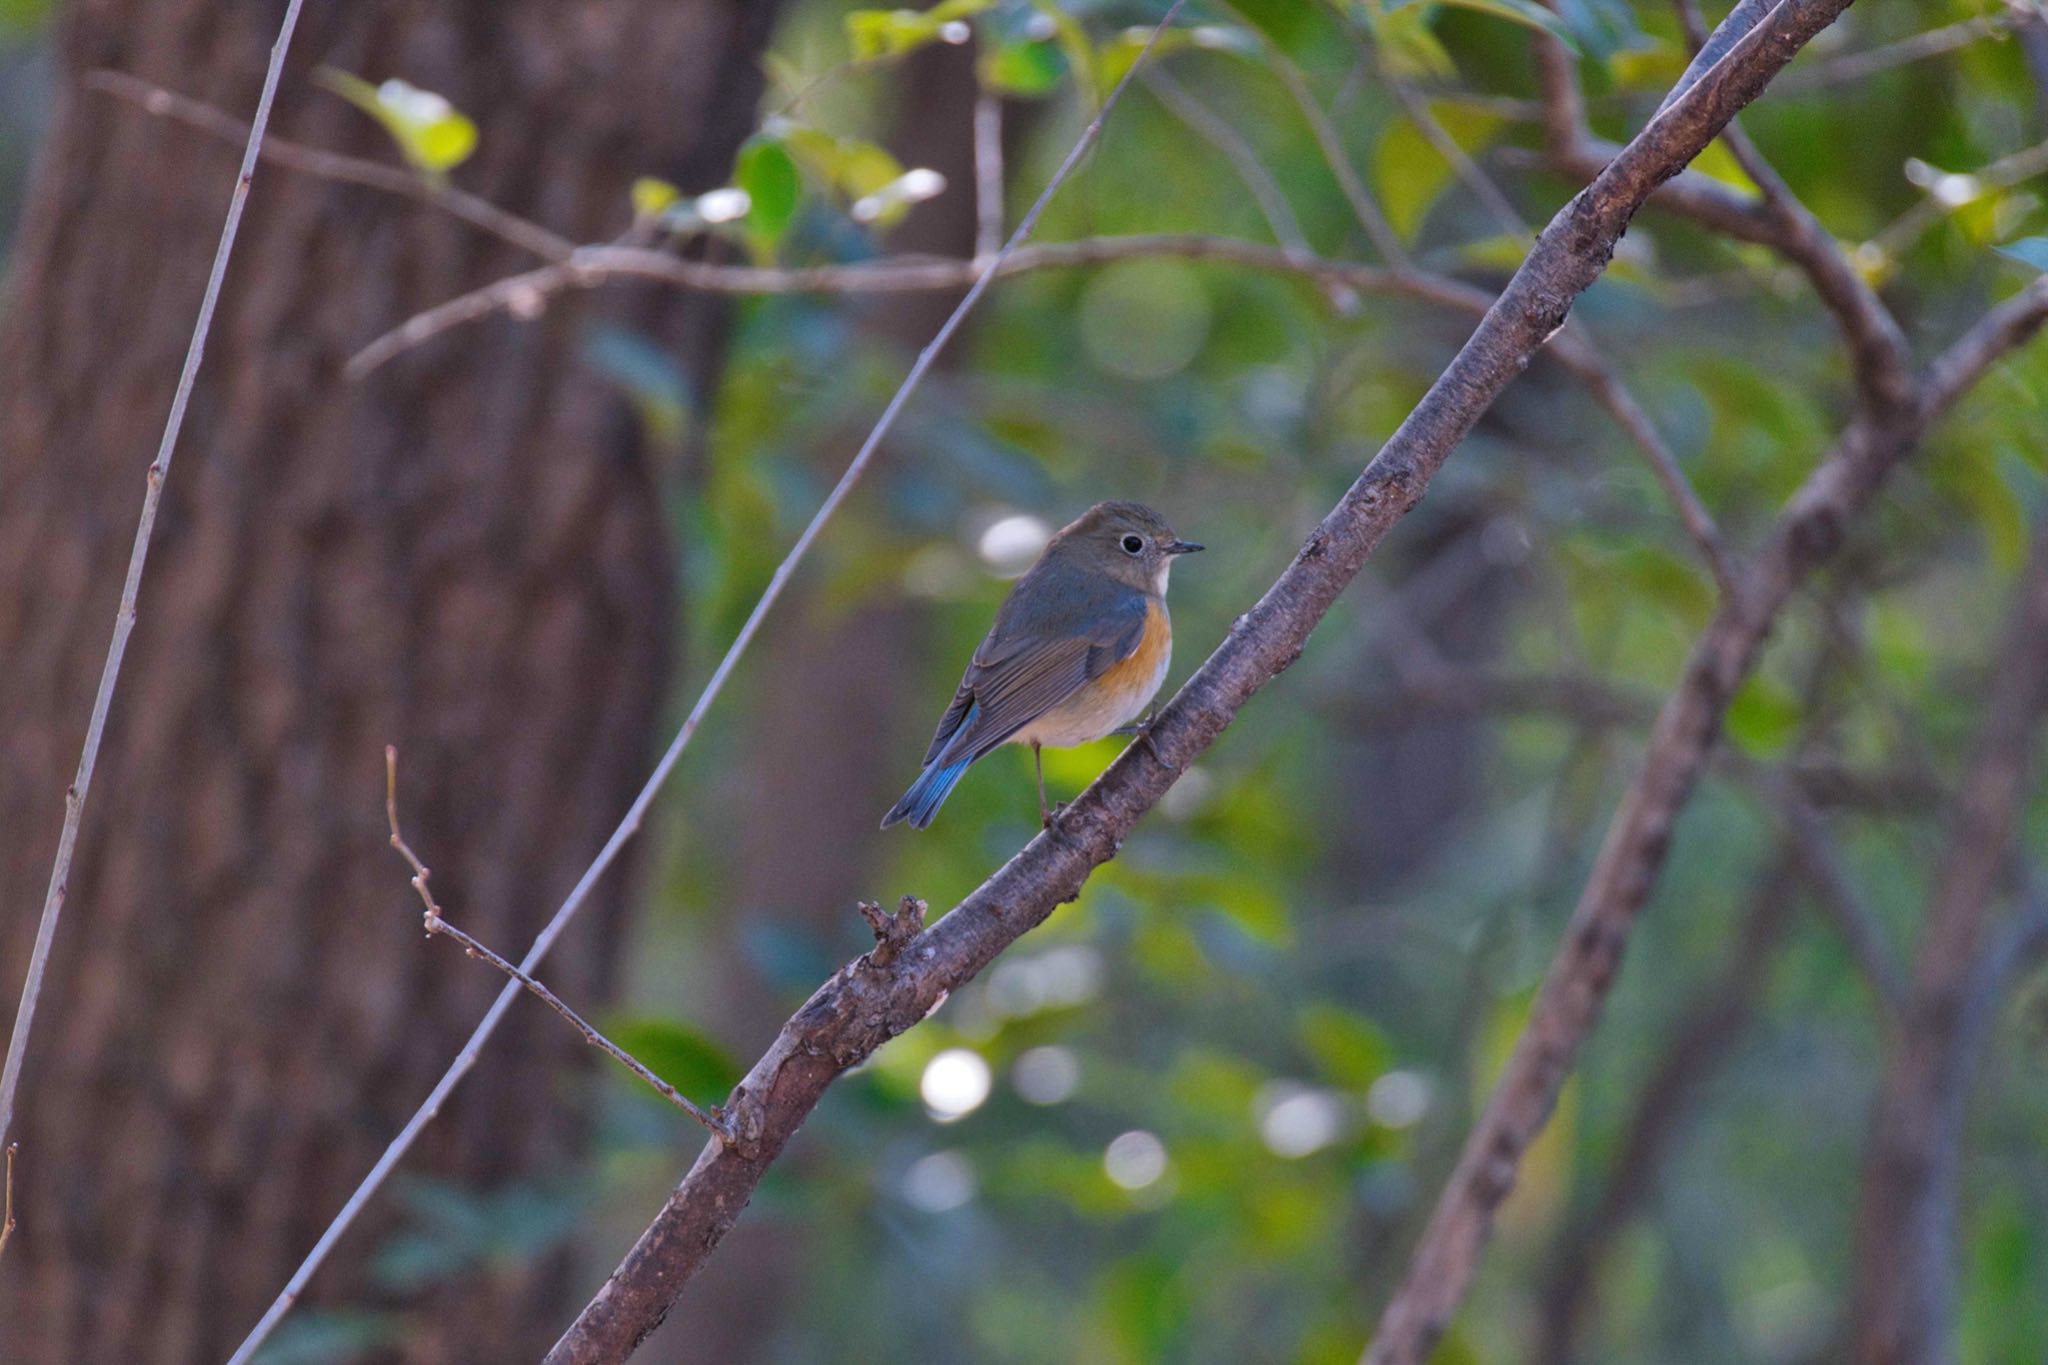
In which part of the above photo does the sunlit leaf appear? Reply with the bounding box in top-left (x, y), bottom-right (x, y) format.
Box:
top-left (1371, 5), bottom-right (1457, 81)
top-left (631, 176), bottom-right (681, 221)
top-left (1372, 102), bottom-right (1502, 242)
top-left (734, 136), bottom-right (802, 254)
top-left (979, 36), bottom-right (1065, 96)
top-left (316, 68), bottom-right (478, 175)
top-left (851, 167), bottom-right (950, 228)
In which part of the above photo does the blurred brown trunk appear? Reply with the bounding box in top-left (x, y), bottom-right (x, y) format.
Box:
top-left (0, 1), bottom-right (773, 1360)
top-left (653, 40), bottom-right (985, 1364)
top-left (1848, 526), bottom-right (2048, 1365)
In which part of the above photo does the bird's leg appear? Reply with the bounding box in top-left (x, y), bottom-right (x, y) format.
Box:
top-left (1034, 742), bottom-right (1049, 829)
top-left (1109, 706), bottom-right (1155, 739)
top-left (1113, 707), bottom-right (1175, 768)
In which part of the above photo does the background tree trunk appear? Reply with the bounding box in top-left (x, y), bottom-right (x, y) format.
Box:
top-left (0, 1), bottom-right (774, 1359)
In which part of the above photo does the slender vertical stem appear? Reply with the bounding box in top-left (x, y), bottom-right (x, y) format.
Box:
top-left (0, 0), bottom-right (309, 1166)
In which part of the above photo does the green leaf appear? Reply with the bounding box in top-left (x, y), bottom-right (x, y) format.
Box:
top-left (979, 37), bottom-right (1066, 96)
top-left (1997, 237), bottom-right (2048, 274)
top-left (1031, 0), bottom-right (1100, 106)
top-left (1725, 673), bottom-right (1803, 756)
top-left (316, 68), bottom-right (478, 175)
top-left (1297, 1004), bottom-right (1392, 1090)
top-left (1434, 0), bottom-right (1579, 47)
top-left (1372, 102), bottom-right (1502, 242)
top-left (845, 8), bottom-right (942, 59)
top-left (844, 1), bottom-right (990, 59)
top-left (1370, 5), bottom-right (1457, 81)
top-left (631, 176), bottom-right (681, 221)
top-left (734, 137), bottom-right (801, 254)
top-left (603, 1015), bottom-right (742, 1098)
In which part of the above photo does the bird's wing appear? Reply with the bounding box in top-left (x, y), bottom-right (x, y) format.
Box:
top-left (920, 570), bottom-right (1149, 767)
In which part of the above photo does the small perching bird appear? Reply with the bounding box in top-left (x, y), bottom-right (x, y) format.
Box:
top-left (883, 501), bottom-right (1203, 830)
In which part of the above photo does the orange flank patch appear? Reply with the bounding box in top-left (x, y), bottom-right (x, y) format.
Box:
top-left (1099, 599), bottom-right (1171, 693)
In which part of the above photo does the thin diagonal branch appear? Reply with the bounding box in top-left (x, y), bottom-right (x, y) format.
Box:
top-left (87, 68), bottom-right (574, 262)
top-left (1776, 11), bottom-right (2013, 94)
top-left (1772, 781), bottom-right (1911, 1016)
top-left (383, 748), bottom-right (729, 1138)
top-left (1531, 850), bottom-right (1799, 1365)
top-left (1141, 65), bottom-right (1309, 252)
top-left (0, 0), bottom-right (309, 1168)
top-left (222, 7), bottom-right (1191, 1361)
top-left (1237, 12), bottom-right (1408, 265)
top-left (549, 5), bottom-right (1866, 1357)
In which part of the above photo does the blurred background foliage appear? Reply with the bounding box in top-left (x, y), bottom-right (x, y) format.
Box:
top-left (8, 0), bottom-right (2048, 1360)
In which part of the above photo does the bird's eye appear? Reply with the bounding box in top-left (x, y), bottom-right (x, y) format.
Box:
top-left (1121, 534), bottom-right (1144, 555)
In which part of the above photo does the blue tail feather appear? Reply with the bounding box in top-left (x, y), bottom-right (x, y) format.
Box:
top-left (882, 756), bottom-right (972, 830)
top-left (885, 699), bottom-right (981, 830)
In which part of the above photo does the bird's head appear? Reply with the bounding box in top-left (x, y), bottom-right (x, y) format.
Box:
top-left (1046, 500), bottom-right (1203, 595)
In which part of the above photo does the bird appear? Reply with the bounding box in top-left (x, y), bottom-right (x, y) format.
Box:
top-left (882, 501), bottom-right (1203, 831)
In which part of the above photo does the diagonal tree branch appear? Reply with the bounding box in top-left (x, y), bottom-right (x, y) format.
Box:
top-left (1531, 849), bottom-right (1800, 1365)
top-left (1848, 522), bottom-right (2048, 1365)
top-left (546, 4), bottom-right (1872, 1358)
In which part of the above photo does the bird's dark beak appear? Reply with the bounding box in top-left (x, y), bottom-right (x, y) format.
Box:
top-left (1166, 539), bottom-right (1204, 556)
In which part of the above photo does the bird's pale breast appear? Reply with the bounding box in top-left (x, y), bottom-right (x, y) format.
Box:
top-left (1012, 599), bottom-right (1171, 749)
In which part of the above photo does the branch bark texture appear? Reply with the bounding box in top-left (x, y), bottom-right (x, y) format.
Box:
top-left (547, 3), bottom-right (1866, 1357)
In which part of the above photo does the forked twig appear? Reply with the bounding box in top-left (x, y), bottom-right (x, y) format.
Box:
top-left (384, 749), bottom-right (731, 1140)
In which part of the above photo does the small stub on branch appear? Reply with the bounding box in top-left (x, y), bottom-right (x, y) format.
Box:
top-left (858, 896), bottom-right (926, 967)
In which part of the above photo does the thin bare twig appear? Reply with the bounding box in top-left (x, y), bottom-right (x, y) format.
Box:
top-left (225, 7), bottom-right (1192, 1360)
top-left (0, 1143), bottom-right (16, 1259)
top-left (1531, 9), bottom-right (1918, 416)
top-left (1232, 8), bottom-right (1407, 266)
top-left (87, 69), bottom-right (575, 263)
top-left (1360, 0), bottom-right (2048, 1351)
top-left (1140, 66), bottom-right (1310, 253)
top-left (1531, 851), bottom-right (1799, 1365)
top-left (973, 91), bottom-right (1003, 261)
top-left (382, 748), bottom-right (729, 1138)
top-left (1868, 135), bottom-right (2048, 262)
top-left (0, 0), bottom-right (308, 1169)
top-left (1776, 12), bottom-right (2012, 95)
top-left (1771, 781), bottom-right (1911, 1016)
top-left (342, 234), bottom-right (1447, 376)
top-left (1366, 31), bottom-right (1735, 590)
